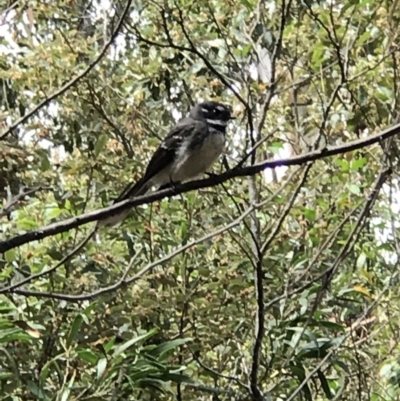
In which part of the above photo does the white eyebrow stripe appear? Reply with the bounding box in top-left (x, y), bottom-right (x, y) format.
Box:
top-left (206, 119), bottom-right (228, 126)
top-left (216, 105), bottom-right (226, 112)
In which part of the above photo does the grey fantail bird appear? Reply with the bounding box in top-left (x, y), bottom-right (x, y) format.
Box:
top-left (97, 101), bottom-right (234, 228)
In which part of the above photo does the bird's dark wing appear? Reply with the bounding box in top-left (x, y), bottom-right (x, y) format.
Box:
top-left (113, 118), bottom-right (202, 203)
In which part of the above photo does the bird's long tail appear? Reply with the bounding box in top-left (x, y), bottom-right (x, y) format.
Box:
top-left (96, 178), bottom-right (152, 228)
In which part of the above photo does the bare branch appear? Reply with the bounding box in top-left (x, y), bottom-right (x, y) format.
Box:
top-left (9, 249), bottom-right (140, 301)
top-left (249, 165), bottom-right (312, 400)
top-left (256, 0), bottom-right (292, 136)
top-left (172, 2), bottom-right (250, 111)
top-left (0, 121), bottom-right (397, 253)
top-left (5, 201), bottom-right (261, 299)
top-left (260, 164), bottom-right (312, 255)
top-left (0, 229), bottom-right (96, 293)
top-left (192, 352), bottom-right (248, 389)
top-left (4, 183), bottom-right (299, 300)
top-left (86, 84), bottom-right (134, 158)
top-left (0, 185), bottom-right (52, 219)
top-left (303, 2), bottom-right (347, 82)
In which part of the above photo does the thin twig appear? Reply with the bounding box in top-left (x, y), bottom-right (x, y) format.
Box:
top-left (0, 0), bottom-right (133, 141)
top-left (0, 185), bottom-right (52, 218)
top-left (7, 196), bottom-right (276, 300)
top-left (1, 229), bottom-right (96, 293)
top-left (192, 352), bottom-right (248, 389)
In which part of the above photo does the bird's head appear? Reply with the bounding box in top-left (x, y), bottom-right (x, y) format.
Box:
top-left (190, 101), bottom-right (235, 128)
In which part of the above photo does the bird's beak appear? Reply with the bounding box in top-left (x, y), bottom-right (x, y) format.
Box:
top-left (229, 116), bottom-right (236, 120)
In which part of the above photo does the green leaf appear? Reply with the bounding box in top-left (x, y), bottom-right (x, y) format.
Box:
top-left (148, 338), bottom-right (192, 359)
top-left (303, 208), bottom-right (316, 221)
top-left (333, 360), bottom-right (350, 373)
top-left (27, 381), bottom-right (51, 400)
top-left (4, 249), bottom-right (15, 263)
top-left (94, 134), bottom-right (109, 157)
top-left (340, 0), bottom-right (360, 15)
top-left (351, 157), bottom-right (367, 170)
top-left (0, 347), bottom-right (19, 382)
top-left (336, 159), bottom-right (349, 171)
top-left (348, 184), bottom-right (361, 195)
top-left (297, 339), bottom-right (335, 358)
top-left (97, 357), bottom-right (107, 380)
top-left (239, 0), bottom-right (253, 10)
top-left (16, 217), bottom-right (38, 230)
top-left (40, 154), bottom-right (51, 171)
top-left (129, 368), bottom-right (159, 381)
top-left (268, 142), bottom-right (284, 154)
top-left (78, 349), bottom-right (98, 364)
top-left (46, 206), bottom-right (63, 220)
top-left (287, 327), bottom-right (318, 350)
top-left (317, 370), bottom-right (333, 399)
top-left (112, 329), bottom-right (158, 358)
top-left (356, 31), bottom-right (371, 47)
top-left (0, 372), bottom-right (13, 380)
top-left (288, 363), bottom-right (312, 401)
top-left (318, 321), bottom-right (345, 331)
top-left (39, 355), bottom-right (63, 384)
top-left (289, 363), bottom-right (305, 380)
top-left (137, 377), bottom-right (168, 393)
top-left (104, 336), bottom-right (116, 353)
top-left (156, 372), bottom-right (195, 384)
top-left (377, 86), bottom-right (393, 101)
top-left (66, 314), bottom-right (83, 348)
top-left (311, 46), bottom-right (324, 68)
top-left (0, 329), bottom-right (32, 343)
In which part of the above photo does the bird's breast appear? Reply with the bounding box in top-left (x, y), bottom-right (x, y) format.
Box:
top-left (172, 132), bottom-right (225, 182)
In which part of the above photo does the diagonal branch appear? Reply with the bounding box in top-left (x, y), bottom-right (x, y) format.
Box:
top-left (286, 251), bottom-right (399, 401)
top-left (282, 167), bottom-right (390, 368)
top-left (0, 121), bottom-right (398, 253)
top-left (0, 0), bottom-right (132, 141)
top-left (0, 229), bottom-right (96, 293)
top-left (171, 2), bottom-right (250, 112)
top-left (323, 167), bottom-right (390, 285)
top-left (5, 199), bottom-right (269, 300)
top-left (3, 173), bottom-right (301, 300)
top-left (263, 167), bottom-right (391, 319)
top-left (0, 185), bottom-right (52, 218)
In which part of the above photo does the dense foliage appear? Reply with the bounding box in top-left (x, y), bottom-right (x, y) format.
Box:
top-left (1, 0), bottom-right (400, 399)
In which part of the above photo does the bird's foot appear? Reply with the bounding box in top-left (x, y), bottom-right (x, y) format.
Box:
top-left (159, 181), bottom-right (180, 195)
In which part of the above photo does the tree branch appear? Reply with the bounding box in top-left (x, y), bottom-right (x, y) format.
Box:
top-left (0, 185), bottom-right (52, 218)
top-left (5, 200), bottom-right (265, 300)
top-left (0, 0), bottom-right (132, 141)
top-left (7, 249), bottom-right (140, 300)
top-left (0, 121), bottom-right (399, 253)
top-left (0, 229), bottom-right (96, 293)
top-left (285, 258), bottom-right (398, 401)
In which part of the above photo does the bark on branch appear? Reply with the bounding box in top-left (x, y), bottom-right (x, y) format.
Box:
top-left (0, 120), bottom-right (399, 253)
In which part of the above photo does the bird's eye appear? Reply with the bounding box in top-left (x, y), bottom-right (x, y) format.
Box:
top-left (213, 108), bottom-right (218, 114)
